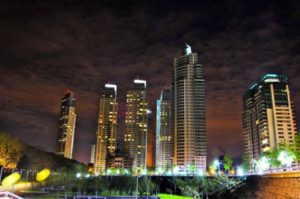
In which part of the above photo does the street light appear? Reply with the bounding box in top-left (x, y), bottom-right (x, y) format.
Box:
top-left (76, 173), bottom-right (81, 178)
top-left (136, 175), bottom-right (143, 199)
top-left (236, 167), bottom-right (244, 176)
top-left (278, 151), bottom-right (295, 167)
top-left (213, 159), bottom-right (220, 175)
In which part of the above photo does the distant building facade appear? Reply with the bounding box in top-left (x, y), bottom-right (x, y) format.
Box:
top-left (106, 152), bottom-right (133, 171)
top-left (156, 89), bottom-right (173, 170)
top-left (243, 74), bottom-right (298, 167)
top-left (90, 143), bottom-right (95, 164)
top-left (94, 84), bottom-right (118, 174)
top-left (125, 79), bottom-right (148, 172)
top-left (171, 44), bottom-right (207, 172)
top-left (57, 90), bottom-right (76, 159)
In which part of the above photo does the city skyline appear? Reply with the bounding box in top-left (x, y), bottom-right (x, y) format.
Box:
top-left (0, 0), bottom-right (299, 164)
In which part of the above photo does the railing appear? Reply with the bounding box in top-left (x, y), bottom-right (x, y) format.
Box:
top-left (247, 164), bottom-right (300, 176)
top-left (0, 192), bottom-right (24, 199)
top-left (66, 196), bottom-right (158, 199)
top-left (105, 197), bottom-right (158, 199)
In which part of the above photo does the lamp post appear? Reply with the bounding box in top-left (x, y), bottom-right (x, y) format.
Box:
top-left (146, 176), bottom-right (149, 199)
top-left (136, 175), bottom-right (143, 199)
top-left (0, 166), bottom-right (3, 182)
top-left (25, 170), bottom-right (30, 187)
top-left (213, 159), bottom-right (220, 175)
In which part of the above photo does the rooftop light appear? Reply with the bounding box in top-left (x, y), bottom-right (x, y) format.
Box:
top-left (105, 83), bottom-right (117, 92)
top-left (134, 79), bottom-right (147, 87)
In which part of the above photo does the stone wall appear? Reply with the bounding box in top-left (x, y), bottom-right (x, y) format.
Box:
top-left (222, 173), bottom-right (300, 199)
top-left (256, 177), bottom-right (300, 199)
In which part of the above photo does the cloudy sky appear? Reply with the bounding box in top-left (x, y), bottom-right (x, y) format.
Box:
top-left (0, 0), bottom-right (299, 164)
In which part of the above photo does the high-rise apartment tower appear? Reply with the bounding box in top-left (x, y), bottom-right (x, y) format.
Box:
top-left (125, 79), bottom-right (148, 172)
top-left (172, 44), bottom-right (207, 172)
top-left (57, 90), bottom-right (76, 159)
top-left (156, 89), bottom-right (173, 170)
top-left (94, 84), bottom-right (118, 174)
top-left (243, 74), bottom-right (297, 166)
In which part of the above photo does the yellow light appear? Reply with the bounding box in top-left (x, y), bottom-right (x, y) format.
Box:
top-left (2, 172), bottom-right (21, 186)
top-left (36, 169), bottom-right (51, 182)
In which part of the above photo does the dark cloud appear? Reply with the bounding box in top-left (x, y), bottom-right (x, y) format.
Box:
top-left (0, 0), bottom-right (299, 164)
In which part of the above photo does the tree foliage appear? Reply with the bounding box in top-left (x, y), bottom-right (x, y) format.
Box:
top-left (292, 132), bottom-right (300, 160)
top-left (0, 131), bottom-right (86, 173)
top-left (173, 176), bottom-right (242, 199)
top-left (223, 154), bottom-right (233, 172)
top-left (0, 132), bottom-right (25, 168)
top-left (241, 153), bottom-right (250, 171)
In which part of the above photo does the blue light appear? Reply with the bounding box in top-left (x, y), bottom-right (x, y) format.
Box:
top-left (249, 83), bottom-right (258, 90)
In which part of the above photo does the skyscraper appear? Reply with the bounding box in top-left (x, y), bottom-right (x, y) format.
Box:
top-left (172, 44), bottom-right (207, 172)
top-left (243, 74), bottom-right (297, 166)
top-left (94, 84), bottom-right (118, 174)
top-left (90, 143), bottom-right (95, 164)
top-left (125, 79), bottom-right (148, 172)
top-left (57, 90), bottom-right (76, 159)
top-left (156, 89), bottom-right (173, 170)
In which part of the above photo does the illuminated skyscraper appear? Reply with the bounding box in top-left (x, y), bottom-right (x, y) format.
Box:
top-left (57, 90), bottom-right (76, 159)
top-left (243, 74), bottom-right (297, 167)
top-left (125, 79), bottom-right (148, 172)
top-left (94, 84), bottom-right (118, 174)
top-left (156, 89), bottom-right (173, 170)
top-left (172, 44), bottom-right (207, 172)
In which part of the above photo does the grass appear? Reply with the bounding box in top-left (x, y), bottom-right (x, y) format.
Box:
top-left (158, 193), bottom-right (193, 199)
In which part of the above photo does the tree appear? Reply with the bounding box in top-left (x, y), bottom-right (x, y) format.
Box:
top-left (188, 160), bottom-right (196, 175)
top-left (138, 176), bottom-right (155, 196)
top-left (292, 132), bottom-right (300, 161)
top-left (241, 154), bottom-right (250, 171)
top-left (223, 154), bottom-right (233, 172)
top-left (173, 176), bottom-right (242, 199)
top-left (0, 132), bottom-right (25, 168)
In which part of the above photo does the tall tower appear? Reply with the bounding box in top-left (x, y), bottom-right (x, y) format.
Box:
top-left (156, 89), bottom-right (173, 171)
top-left (243, 74), bottom-right (297, 166)
top-left (125, 79), bottom-right (148, 172)
top-left (172, 44), bottom-right (207, 172)
top-left (94, 84), bottom-right (118, 174)
top-left (57, 90), bottom-right (76, 159)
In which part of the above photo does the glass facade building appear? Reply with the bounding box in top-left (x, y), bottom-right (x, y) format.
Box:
top-left (243, 74), bottom-right (298, 168)
top-left (94, 84), bottom-right (118, 174)
top-left (57, 90), bottom-right (76, 159)
top-left (156, 89), bottom-right (173, 170)
top-left (124, 79), bottom-right (148, 172)
top-left (171, 44), bottom-right (207, 172)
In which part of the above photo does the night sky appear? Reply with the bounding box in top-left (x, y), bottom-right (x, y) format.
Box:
top-left (0, 0), bottom-right (299, 164)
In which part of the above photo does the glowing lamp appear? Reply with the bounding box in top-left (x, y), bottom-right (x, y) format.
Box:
top-left (166, 170), bottom-right (172, 175)
top-left (213, 159), bottom-right (220, 167)
top-left (2, 172), bottom-right (21, 186)
top-left (256, 156), bottom-right (270, 173)
top-left (36, 169), bottom-right (51, 182)
top-left (236, 167), bottom-right (244, 176)
top-left (173, 166), bottom-right (179, 175)
top-left (278, 151), bottom-right (295, 167)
